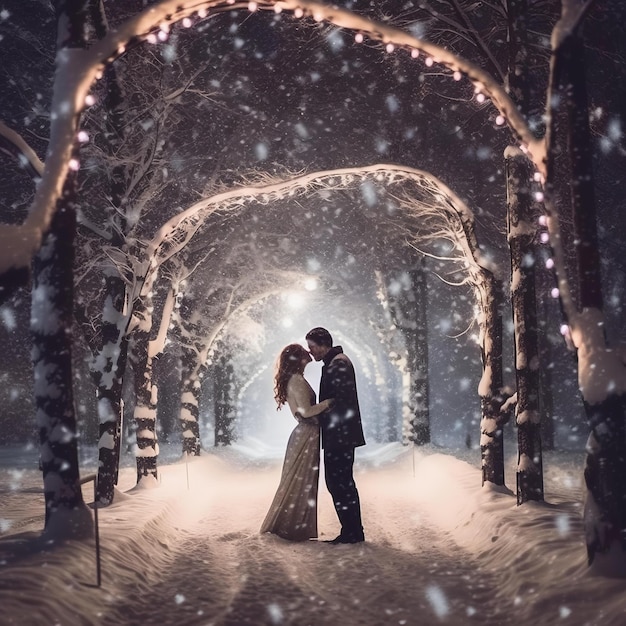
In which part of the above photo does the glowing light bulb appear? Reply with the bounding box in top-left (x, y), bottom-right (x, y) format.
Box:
top-left (476, 93), bottom-right (485, 103)
top-left (386, 43), bottom-right (395, 53)
top-left (274, 4), bottom-right (282, 13)
top-left (545, 258), bottom-right (555, 269)
top-left (313, 12), bottom-right (323, 22)
top-left (355, 33), bottom-right (364, 43)
top-left (198, 8), bottom-right (207, 17)
top-left (248, 2), bottom-right (258, 11)
top-left (551, 288), bottom-right (560, 299)
top-left (77, 130), bottom-right (89, 143)
top-left (535, 191), bottom-right (545, 202)
top-left (538, 215), bottom-right (547, 226)
top-left (157, 29), bottom-right (168, 41)
top-left (182, 17), bottom-right (192, 27)
top-left (85, 94), bottom-right (96, 106)
top-left (294, 8), bottom-right (304, 18)
top-left (540, 232), bottom-right (549, 244)
top-left (453, 71), bottom-right (461, 80)
top-left (495, 115), bottom-right (505, 125)
top-left (425, 57), bottom-right (433, 67)
top-left (533, 172), bottom-right (542, 182)
top-left (147, 33), bottom-right (157, 44)
top-left (411, 49), bottom-right (419, 58)
top-left (560, 324), bottom-right (570, 336)
top-left (68, 158), bottom-right (80, 171)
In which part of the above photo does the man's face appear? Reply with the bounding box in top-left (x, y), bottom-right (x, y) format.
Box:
top-left (307, 340), bottom-right (327, 362)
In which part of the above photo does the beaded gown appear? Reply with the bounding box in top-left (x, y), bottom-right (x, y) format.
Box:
top-left (260, 374), bottom-right (329, 541)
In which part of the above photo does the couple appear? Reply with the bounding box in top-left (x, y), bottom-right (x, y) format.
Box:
top-left (260, 327), bottom-right (366, 544)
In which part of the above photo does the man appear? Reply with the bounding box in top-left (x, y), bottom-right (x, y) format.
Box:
top-left (306, 327), bottom-right (366, 544)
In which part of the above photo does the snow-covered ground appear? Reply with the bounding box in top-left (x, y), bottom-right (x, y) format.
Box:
top-left (1, 441), bottom-right (625, 625)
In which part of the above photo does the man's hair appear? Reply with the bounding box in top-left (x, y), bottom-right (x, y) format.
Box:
top-left (306, 327), bottom-right (333, 347)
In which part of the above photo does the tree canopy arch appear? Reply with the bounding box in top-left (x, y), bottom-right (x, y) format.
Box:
top-left (125, 162), bottom-right (507, 485)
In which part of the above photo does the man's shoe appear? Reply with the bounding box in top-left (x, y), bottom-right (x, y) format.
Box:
top-left (327, 534), bottom-right (365, 544)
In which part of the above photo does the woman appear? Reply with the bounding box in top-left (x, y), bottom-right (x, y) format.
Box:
top-left (260, 343), bottom-right (333, 541)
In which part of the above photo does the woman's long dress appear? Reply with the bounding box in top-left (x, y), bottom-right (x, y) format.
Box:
top-left (260, 374), bottom-right (328, 541)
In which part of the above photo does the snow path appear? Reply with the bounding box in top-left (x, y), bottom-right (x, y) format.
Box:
top-left (99, 451), bottom-right (507, 625)
top-left (4, 444), bottom-right (625, 625)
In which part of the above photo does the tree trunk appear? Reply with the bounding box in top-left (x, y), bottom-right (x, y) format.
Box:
top-left (214, 355), bottom-right (236, 446)
top-left (505, 0), bottom-right (544, 503)
top-left (478, 270), bottom-right (508, 486)
top-left (506, 149), bottom-right (544, 503)
top-left (29, 0), bottom-right (92, 539)
top-left (31, 184), bottom-right (91, 536)
top-left (385, 264), bottom-right (431, 445)
top-left (93, 277), bottom-right (129, 504)
top-left (408, 264), bottom-right (430, 445)
top-left (560, 29), bottom-right (626, 571)
top-left (179, 347), bottom-right (202, 456)
top-left (130, 294), bottom-right (159, 483)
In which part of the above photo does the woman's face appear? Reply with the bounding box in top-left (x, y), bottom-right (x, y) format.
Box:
top-left (301, 351), bottom-right (312, 369)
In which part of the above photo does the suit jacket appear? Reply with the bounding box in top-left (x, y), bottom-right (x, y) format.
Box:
top-left (318, 346), bottom-right (366, 450)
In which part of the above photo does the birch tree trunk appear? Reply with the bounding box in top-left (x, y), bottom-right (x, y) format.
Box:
top-left (505, 0), bottom-right (544, 504)
top-left (478, 270), bottom-right (508, 486)
top-left (130, 292), bottom-right (159, 483)
top-left (179, 346), bottom-right (203, 456)
top-left (507, 148), bottom-right (544, 503)
top-left (93, 279), bottom-right (129, 504)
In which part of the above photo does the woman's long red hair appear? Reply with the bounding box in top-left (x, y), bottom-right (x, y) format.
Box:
top-left (274, 344), bottom-right (309, 408)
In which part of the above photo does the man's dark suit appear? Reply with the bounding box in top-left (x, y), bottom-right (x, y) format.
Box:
top-left (318, 345), bottom-right (365, 541)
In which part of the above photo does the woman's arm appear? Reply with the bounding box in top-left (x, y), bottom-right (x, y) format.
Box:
top-left (288, 375), bottom-right (332, 419)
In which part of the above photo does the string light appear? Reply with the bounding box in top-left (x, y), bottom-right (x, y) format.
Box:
top-left (294, 8), bottom-right (304, 18)
top-left (560, 324), bottom-right (570, 336)
top-left (182, 17), bottom-right (192, 27)
top-left (495, 115), bottom-right (505, 125)
top-left (533, 172), bottom-right (542, 182)
top-left (77, 130), bottom-right (89, 143)
top-left (157, 29), bottom-right (168, 42)
top-left (453, 71), bottom-right (461, 81)
top-left (386, 43), bottom-right (394, 53)
top-left (274, 4), bottom-right (282, 13)
top-left (540, 232), bottom-right (549, 244)
top-left (476, 92), bottom-right (485, 103)
top-left (545, 258), bottom-right (554, 269)
top-left (198, 8), bottom-right (207, 18)
top-left (425, 57), bottom-right (433, 67)
top-left (248, 2), bottom-right (258, 11)
top-left (534, 191), bottom-right (544, 202)
top-left (551, 288), bottom-right (560, 298)
top-left (538, 215), bottom-right (548, 226)
top-left (355, 33), bottom-right (364, 43)
top-left (85, 94), bottom-right (96, 106)
top-left (68, 158), bottom-right (80, 171)
top-left (411, 49), bottom-right (419, 58)
top-left (147, 33), bottom-right (158, 44)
